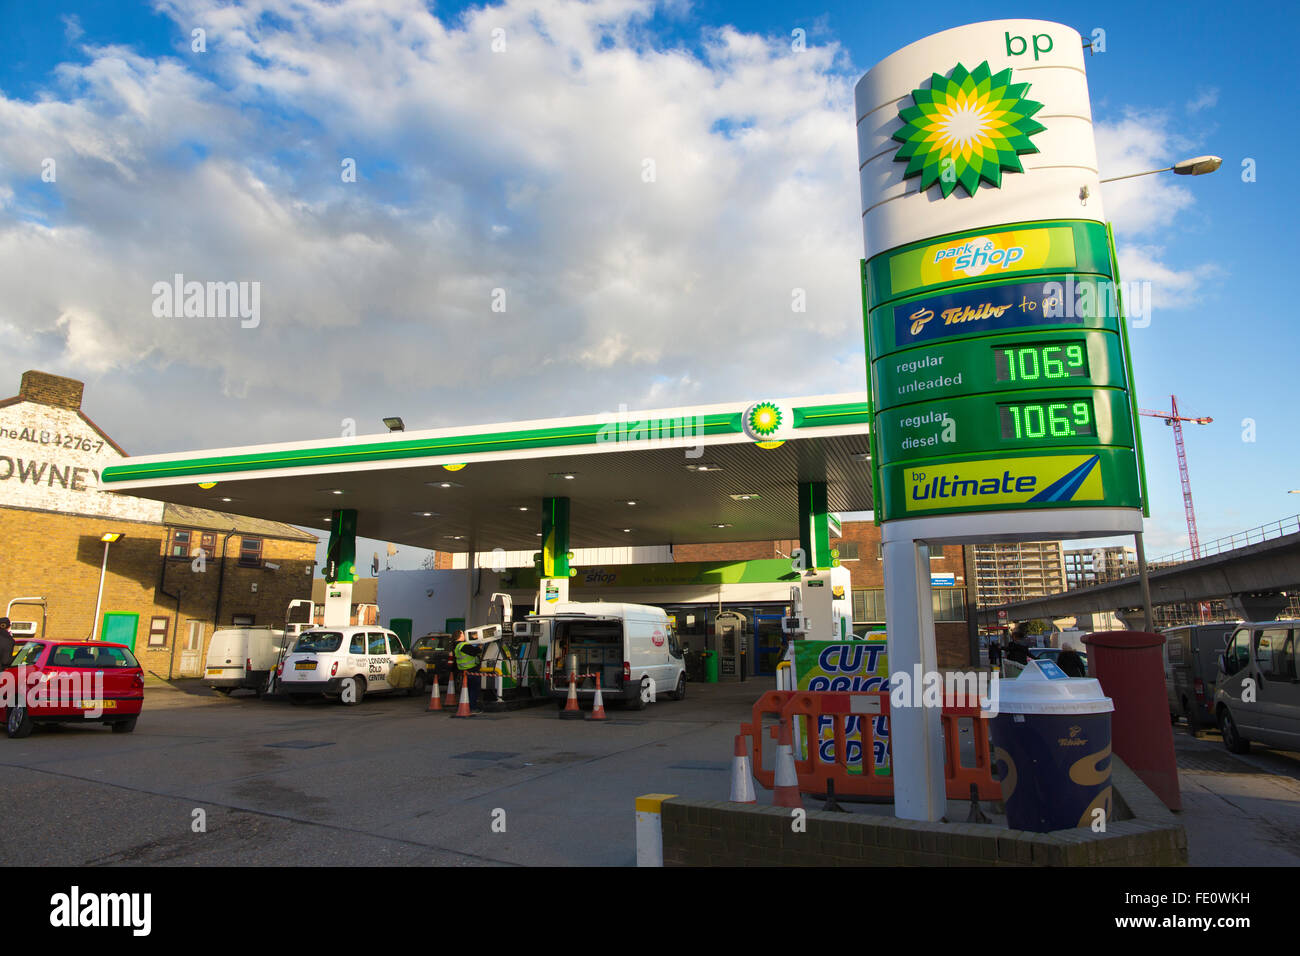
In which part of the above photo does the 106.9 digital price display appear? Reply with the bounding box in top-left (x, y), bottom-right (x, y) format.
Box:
top-left (998, 398), bottom-right (1095, 440)
top-left (993, 341), bottom-right (1089, 383)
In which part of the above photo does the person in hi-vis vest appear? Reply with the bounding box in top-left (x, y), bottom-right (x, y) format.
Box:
top-left (454, 632), bottom-right (483, 712)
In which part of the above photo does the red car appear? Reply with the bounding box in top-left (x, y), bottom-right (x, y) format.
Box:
top-left (1, 640), bottom-right (144, 738)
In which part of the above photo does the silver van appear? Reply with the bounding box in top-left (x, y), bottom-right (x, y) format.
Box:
top-left (1214, 620), bottom-right (1300, 754)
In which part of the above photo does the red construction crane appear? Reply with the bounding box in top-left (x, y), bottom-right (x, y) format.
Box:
top-left (1139, 396), bottom-right (1213, 559)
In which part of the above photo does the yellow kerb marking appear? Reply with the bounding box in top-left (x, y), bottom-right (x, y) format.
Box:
top-left (635, 794), bottom-right (678, 814)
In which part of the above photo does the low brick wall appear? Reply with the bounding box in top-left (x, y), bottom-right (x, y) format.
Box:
top-left (660, 756), bottom-right (1186, 866)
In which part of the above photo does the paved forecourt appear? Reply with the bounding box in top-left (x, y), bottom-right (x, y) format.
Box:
top-left (0, 680), bottom-right (762, 867)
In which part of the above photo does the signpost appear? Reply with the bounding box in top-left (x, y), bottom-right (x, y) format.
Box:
top-left (855, 19), bottom-right (1147, 820)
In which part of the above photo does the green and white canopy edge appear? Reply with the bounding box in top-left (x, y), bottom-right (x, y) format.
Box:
top-left (100, 393), bottom-right (872, 554)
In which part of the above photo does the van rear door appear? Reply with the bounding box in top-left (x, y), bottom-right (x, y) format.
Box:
top-left (205, 630), bottom-right (247, 682)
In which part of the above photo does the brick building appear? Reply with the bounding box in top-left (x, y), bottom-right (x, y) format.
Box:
top-left (0, 371), bottom-right (317, 677)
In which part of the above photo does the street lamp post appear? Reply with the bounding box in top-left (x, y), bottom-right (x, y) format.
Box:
top-left (90, 533), bottom-right (124, 641)
top-left (1102, 155), bottom-right (1221, 631)
top-left (1101, 155), bottom-right (1222, 184)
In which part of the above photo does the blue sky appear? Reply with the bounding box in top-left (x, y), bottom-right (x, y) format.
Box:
top-left (0, 0), bottom-right (1295, 567)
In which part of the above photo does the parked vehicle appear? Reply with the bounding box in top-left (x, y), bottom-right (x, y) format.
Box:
top-left (539, 603), bottom-right (686, 709)
top-left (1215, 620), bottom-right (1300, 754)
top-left (1027, 646), bottom-right (1088, 672)
top-left (1, 640), bottom-right (144, 738)
top-left (204, 626), bottom-right (289, 696)
top-left (276, 626), bottom-right (426, 704)
top-left (1162, 623), bottom-right (1235, 733)
top-left (410, 632), bottom-right (456, 685)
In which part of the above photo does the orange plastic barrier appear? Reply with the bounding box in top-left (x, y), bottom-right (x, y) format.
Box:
top-left (738, 690), bottom-right (999, 803)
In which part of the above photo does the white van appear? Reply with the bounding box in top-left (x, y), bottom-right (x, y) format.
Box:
top-left (277, 626), bottom-right (426, 704)
top-left (538, 603), bottom-right (686, 709)
top-left (205, 626), bottom-right (288, 695)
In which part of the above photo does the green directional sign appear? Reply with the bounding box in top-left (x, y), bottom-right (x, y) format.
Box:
top-left (863, 218), bottom-right (1146, 521)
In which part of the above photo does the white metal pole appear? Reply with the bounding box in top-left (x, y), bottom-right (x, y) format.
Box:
top-left (881, 536), bottom-right (946, 821)
top-left (90, 540), bottom-right (110, 641)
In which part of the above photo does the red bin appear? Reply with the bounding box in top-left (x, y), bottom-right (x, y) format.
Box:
top-left (1081, 630), bottom-right (1181, 810)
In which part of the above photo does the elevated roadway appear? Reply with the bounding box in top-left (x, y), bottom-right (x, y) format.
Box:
top-left (981, 530), bottom-right (1300, 626)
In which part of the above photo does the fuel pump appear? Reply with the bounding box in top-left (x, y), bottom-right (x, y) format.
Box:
top-left (786, 567), bottom-right (853, 641)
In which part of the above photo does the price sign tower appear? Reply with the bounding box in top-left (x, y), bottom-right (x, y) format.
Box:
top-left (855, 19), bottom-right (1148, 820)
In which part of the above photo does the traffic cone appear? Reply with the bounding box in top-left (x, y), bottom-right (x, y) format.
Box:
top-left (729, 734), bottom-right (757, 804)
top-left (559, 671), bottom-right (583, 719)
top-left (443, 673), bottom-right (457, 709)
top-left (773, 718), bottom-right (803, 809)
top-left (586, 674), bottom-right (607, 722)
top-left (427, 674), bottom-right (442, 712)
top-left (451, 679), bottom-right (473, 718)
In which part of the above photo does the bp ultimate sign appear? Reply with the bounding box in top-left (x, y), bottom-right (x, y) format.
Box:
top-left (855, 20), bottom-right (1146, 823)
top-left (857, 20), bottom-right (1145, 525)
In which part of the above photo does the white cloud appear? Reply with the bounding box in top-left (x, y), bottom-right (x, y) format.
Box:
top-left (0, 0), bottom-right (1225, 471)
top-left (1095, 108), bottom-right (1219, 312)
top-left (1185, 87), bottom-right (1218, 113)
top-left (61, 14), bottom-right (84, 44)
top-left (0, 0), bottom-right (864, 450)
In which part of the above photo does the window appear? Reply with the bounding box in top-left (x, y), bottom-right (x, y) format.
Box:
top-left (932, 588), bottom-right (966, 622)
top-left (368, 633), bottom-right (388, 655)
top-left (1256, 628), bottom-right (1296, 682)
top-left (350, 634), bottom-right (365, 654)
top-left (388, 633), bottom-right (407, 655)
top-left (853, 588), bottom-right (887, 624)
top-left (295, 631), bottom-right (343, 653)
top-left (12, 643), bottom-right (45, 667)
top-left (231, 614), bottom-right (254, 627)
top-left (47, 644), bottom-right (139, 668)
top-left (837, 542), bottom-right (859, 560)
top-left (238, 537), bottom-right (263, 567)
top-left (169, 529), bottom-right (192, 558)
top-left (876, 543), bottom-right (883, 560)
top-left (200, 532), bottom-right (216, 551)
top-left (1226, 629), bottom-right (1252, 673)
top-left (148, 616), bottom-right (169, 647)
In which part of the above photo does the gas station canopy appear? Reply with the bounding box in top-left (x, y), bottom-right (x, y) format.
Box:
top-left (101, 394), bottom-right (873, 551)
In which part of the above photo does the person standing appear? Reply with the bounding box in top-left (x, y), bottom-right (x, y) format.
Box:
top-left (1057, 643), bottom-right (1087, 678)
top-left (454, 632), bottom-right (483, 713)
top-left (0, 618), bottom-right (14, 670)
top-left (1004, 637), bottom-right (1030, 665)
top-left (987, 639), bottom-right (1002, 669)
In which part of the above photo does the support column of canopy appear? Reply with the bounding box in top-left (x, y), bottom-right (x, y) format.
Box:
top-left (798, 481), bottom-right (833, 570)
top-left (323, 508), bottom-right (357, 627)
top-left (538, 496), bottom-right (571, 613)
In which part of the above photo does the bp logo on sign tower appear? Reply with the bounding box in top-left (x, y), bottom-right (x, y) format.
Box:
top-left (856, 19), bottom-right (1146, 527)
top-left (892, 61), bottom-right (1046, 198)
